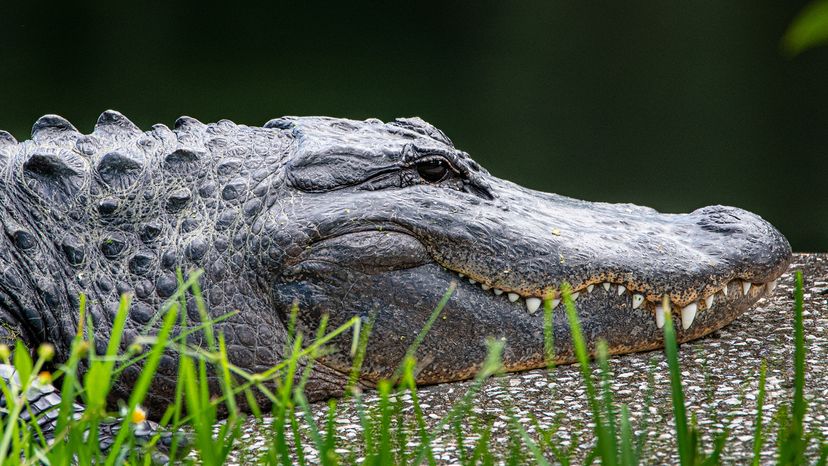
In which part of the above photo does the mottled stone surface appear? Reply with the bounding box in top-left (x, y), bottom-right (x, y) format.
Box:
top-left (225, 253), bottom-right (827, 464)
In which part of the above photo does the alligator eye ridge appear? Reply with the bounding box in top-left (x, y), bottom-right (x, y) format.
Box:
top-left (416, 159), bottom-right (449, 183)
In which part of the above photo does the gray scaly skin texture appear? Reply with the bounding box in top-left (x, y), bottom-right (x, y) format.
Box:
top-left (0, 111), bottom-right (791, 423)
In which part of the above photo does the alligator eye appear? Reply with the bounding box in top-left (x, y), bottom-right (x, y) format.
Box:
top-left (416, 159), bottom-right (449, 183)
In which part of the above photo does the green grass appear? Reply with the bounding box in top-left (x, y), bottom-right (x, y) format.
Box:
top-left (0, 271), bottom-right (825, 464)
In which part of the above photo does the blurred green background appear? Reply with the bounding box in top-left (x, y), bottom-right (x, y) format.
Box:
top-left (1, 2), bottom-right (826, 250)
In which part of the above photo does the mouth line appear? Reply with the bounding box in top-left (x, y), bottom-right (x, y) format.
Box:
top-left (441, 266), bottom-right (778, 331)
top-left (306, 227), bottom-right (781, 333)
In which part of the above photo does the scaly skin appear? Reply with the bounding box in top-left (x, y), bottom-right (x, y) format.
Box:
top-left (0, 112), bottom-right (791, 418)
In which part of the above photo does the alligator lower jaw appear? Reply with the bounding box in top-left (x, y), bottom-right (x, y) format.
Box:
top-left (447, 269), bottom-right (778, 331)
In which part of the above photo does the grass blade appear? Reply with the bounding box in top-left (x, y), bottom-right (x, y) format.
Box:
top-left (661, 295), bottom-right (692, 466)
top-left (751, 359), bottom-right (768, 466)
top-left (561, 284), bottom-right (615, 465)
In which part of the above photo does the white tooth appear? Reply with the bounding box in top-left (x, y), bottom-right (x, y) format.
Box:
top-left (469, 278), bottom-right (477, 284)
top-left (632, 294), bottom-right (644, 309)
top-left (603, 282), bottom-right (611, 291)
top-left (571, 292), bottom-right (580, 301)
top-left (704, 295), bottom-right (714, 309)
top-left (681, 303), bottom-right (698, 330)
top-left (494, 288), bottom-right (504, 295)
top-left (587, 284), bottom-right (595, 293)
top-left (655, 305), bottom-right (665, 329)
top-left (721, 282), bottom-right (729, 296)
top-left (617, 285), bottom-right (626, 296)
top-left (767, 280), bottom-right (777, 293)
top-left (551, 299), bottom-right (560, 308)
top-left (526, 297), bottom-right (541, 314)
top-left (459, 273), bottom-right (465, 278)
top-left (481, 284), bottom-right (491, 290)
top-left (742, 281), bottom-right (751, 295)
top-left (508, 292), bottom-right (520, 302)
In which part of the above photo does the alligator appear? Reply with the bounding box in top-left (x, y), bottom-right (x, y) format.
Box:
top-left (0, 112), bottom-right (790, 427)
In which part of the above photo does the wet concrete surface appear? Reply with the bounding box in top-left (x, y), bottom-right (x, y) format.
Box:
top-left (224, 253), bottom-right (827, 464)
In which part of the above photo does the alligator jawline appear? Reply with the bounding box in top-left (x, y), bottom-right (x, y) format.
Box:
top-left (441, 266), bottom-right (778, 331)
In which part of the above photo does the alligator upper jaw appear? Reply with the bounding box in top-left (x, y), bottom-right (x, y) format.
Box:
top-left (434, 199), bottom-right (792, 330)
top-left (407, 179), bottom-right (792, 319)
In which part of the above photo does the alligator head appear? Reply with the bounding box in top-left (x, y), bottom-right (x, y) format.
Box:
top-left (0, 112), bottom-right (791, 408)
top-left (266, 116), bottom-right (791, 388)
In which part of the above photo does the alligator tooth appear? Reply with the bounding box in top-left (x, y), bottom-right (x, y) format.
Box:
top-left (603, 282), bottom-right (611, 291)
top-left (571, 292), bottom-right (580, 301)
top-left (508, 292), bottom-right (520, 302)
top-left (741, 281), bottom-right (751, 295)
top-left (721, 282), bottom-right (729, 297)
top-left (587, 284), bottom-right (595, 293)
top-left (704, 295), bottom-right (714, 309)
top-left (481, 284), bottom-right (491, 290)
top-left (469, 278), bottom-right (477, 284)
top-left (551, 299), bottom-right (560, 308)
top-left (494, 288), bottom-right (504, 295)
top-left (655, 305), bottom-right (665, 329)
top-left (681, 303), bottom-right (698, 330)
top-left (632, 294), bottom-right (644, 309)
top-left (617, 285), bottom-right (626, 295)
top-left (526, 297), bottom-right (541, 314)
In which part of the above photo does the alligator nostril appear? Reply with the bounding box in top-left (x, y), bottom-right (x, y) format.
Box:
top-left (692, 205), bottom-right (792, 280)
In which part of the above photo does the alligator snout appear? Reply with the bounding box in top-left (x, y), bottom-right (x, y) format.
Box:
top-left (414, 178), bottom-right (791, 335)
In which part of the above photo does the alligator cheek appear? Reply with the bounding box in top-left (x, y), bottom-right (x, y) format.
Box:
top-left (274, 261), bottom-right (530, 382)
top-left (285, 230), bottom-right (431, 275)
